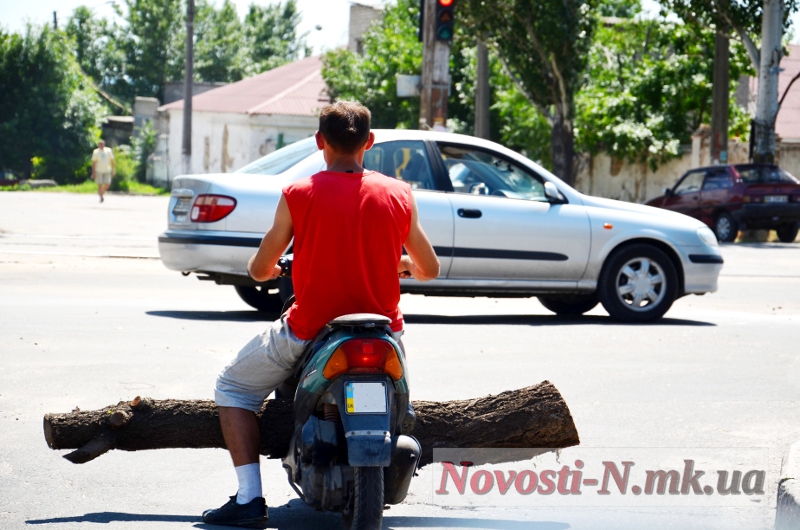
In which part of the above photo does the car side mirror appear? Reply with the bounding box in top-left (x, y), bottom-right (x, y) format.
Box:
top-left (544, 182), bottom-right (563, 203)
top-left (664, 187), bottom-right (673, 197)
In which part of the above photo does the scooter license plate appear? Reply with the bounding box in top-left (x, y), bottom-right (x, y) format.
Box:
top-left (345, 382), bottom-right (387, 414)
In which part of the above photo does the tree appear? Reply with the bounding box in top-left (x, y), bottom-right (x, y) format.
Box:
top-left (65, 6), bottom-right (128, 112)
top-left (321, 0), bottom-right (551, 164)
top-left (322, 0), bottom-right (422, 129)
top-left (575, 19), bottom-right (752, 169)
top-left (660, 0), bottom-right (800, 162)
top-left (242, 0), bottom-right (310, 77)
top-left (461, 0), bottom-right (598, 186)
top-left (194, 0), bottom-right (245, 83)
top-left (0, 25), bottom-right (102, 182)
top-left (114, 0), bottom-right (185, 103)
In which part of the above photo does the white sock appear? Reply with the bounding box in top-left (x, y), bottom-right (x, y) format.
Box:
top-left (235, 463), bottom-right (262, 504)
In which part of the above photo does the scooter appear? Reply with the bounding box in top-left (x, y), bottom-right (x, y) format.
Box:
top-left (274, 257), bottom-right (420, 530)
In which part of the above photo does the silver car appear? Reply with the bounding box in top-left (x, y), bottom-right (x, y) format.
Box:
top-left (158, 130), bottom-right (723, 322)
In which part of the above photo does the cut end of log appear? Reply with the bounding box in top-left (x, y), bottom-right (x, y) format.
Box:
top-left (43, 414), bottom-right (57, 449)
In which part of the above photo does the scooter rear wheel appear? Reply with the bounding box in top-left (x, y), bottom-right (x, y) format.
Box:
top-left (343, 467), bottom-right (384, 530)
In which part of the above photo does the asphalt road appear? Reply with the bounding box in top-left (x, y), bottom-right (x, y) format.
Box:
top-left (1, 191), bottom-right (800, 529)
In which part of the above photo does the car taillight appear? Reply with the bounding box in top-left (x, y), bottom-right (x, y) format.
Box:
top-left (191, 195), bottom-right (237, 222)
top-left (323, 339), bottom-right (403, 381)
top-left (742, 195), bottom-right (762, 203)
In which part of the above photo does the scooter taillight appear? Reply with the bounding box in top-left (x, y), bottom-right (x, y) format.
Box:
top-left (322, 339), bottom-right (403, 381)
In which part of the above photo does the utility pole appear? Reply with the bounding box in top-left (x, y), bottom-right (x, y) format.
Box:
top-left (419, 0), bottom-right (451, 131)
top-left (52, 11), bottom-right (57, 30)
top-left (475, 39), bottom-right (490, 139)
top-left (182, 0), bottom-right (195, 175)
top-left (753, 0), bottom-right (783, 163)
top-left (711, 27), bottom-right (729, 164)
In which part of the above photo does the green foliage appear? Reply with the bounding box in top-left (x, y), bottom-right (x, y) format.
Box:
top-left (63, 0), bottom-right (309, 107)
top-left (242, 0), bottom-right (310, 76)
top-left (460, 0), bottom-right (598, 184)
top-left (195, 0), bottom-right (246, 82)
top-left (322, 0), bottom-right (423, 129)
top-left (599, 0), bottom-right (642, 18)
top-left (64, 6), bottom-right (127, 112)
top-left (575, 19), bottom-right (752, 169)
top-left (111, 145), bottom-right (137, 188)
top-left (131, 122), bottom-right (158, 183)
top-left (114, 0), bottom-right (186, 103)
top-left (659, 0), bottom-right (799, 38)
top-left (0, 25), bottom-right (102, 183)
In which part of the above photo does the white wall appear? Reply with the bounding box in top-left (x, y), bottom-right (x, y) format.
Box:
top-left (162, 110), bottom-right (318, 180)
top-left (574, 135), bottom-right (752, 204)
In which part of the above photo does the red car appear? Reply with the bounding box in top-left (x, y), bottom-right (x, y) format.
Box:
top-left (646, 164), bottom-right (800, 243)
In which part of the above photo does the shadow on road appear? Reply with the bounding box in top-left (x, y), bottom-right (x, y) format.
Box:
top-left (403, 313), bottom-right (715, 327)
top-left (146, 310), bottom-right (277, 321)
top-left (24, 502), bottom-right (559, 529)
top-left (383, 517), bottom-right (570, 529)
top-left (26, 512), bottom-right (200, 525)
top-left (145, 310), bottom-right (714, 327)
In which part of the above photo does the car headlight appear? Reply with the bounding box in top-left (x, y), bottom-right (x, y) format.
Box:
top-left (696, 227), bottom-right (718, 247)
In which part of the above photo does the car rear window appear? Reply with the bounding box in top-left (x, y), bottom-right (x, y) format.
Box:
top-left (235, 137), bottom-right (318, 175)
top-left (736, 166), bottom-right (800, 184)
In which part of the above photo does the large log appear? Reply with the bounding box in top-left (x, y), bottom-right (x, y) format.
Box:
top-left (43, 380), bottom-right (579, 466)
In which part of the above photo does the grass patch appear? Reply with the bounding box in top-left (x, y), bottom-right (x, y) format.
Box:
top-left (0, 179), bottom-right (169, 196)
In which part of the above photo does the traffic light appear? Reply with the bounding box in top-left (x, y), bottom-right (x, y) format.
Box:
top-left (435, 0), bottom-right (455, 42)
top-left (418, 0), bottom-right (425, 42)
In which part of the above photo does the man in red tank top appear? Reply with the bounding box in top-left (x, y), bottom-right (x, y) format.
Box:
top-left (203, 102), bottom-right (440, 527)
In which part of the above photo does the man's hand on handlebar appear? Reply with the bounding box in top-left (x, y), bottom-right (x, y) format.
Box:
top-left (398, 255), bottom-right (417, 280)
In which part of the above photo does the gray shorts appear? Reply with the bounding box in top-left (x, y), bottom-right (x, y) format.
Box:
top-left (215, 314), bottom-right (404, 412)
top-left (95, 171), bottom-right (112, 185)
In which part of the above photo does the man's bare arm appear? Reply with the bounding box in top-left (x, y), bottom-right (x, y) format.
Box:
top-left (400, 193), bottom-right (440, 281)
top-left (248, 194), bottom-right (294, 282)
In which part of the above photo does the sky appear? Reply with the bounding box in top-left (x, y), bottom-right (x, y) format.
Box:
top-left (1, 0), bottom-right (798, 52)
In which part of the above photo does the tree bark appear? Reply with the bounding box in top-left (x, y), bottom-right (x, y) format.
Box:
top-left (551, 109), bottom-right (576, 187)
top-left (753, 0), bottom-right (784, 163)
top-left (711, 28), bottom-right (730, 164)
top-left (43, 381), bottom-right (579, 467)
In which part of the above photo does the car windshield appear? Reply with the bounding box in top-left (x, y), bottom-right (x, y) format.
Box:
top-left (235, 137), bottom-right (318, 175)
top-left (736, 166), bottom-right (800, 184)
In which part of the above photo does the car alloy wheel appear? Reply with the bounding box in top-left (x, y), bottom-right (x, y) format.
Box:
top-left (598, 244), bottom-right (679, 323)
top-left (614, 257), bottom-right (666, 311)
top-left (714, 212), bottom-right (738, 243)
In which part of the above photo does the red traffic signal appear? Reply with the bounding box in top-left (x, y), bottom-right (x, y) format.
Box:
top-left (435, 0), bottom-right (455, 41)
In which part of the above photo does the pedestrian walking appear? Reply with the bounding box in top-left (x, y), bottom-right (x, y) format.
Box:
top-left (91, 140), bottom-right (115, 203)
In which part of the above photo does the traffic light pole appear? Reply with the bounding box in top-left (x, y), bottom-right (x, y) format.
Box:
top-left (419, 0), bottom-right (450, 131)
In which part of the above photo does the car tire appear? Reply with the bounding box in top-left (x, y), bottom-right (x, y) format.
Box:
top-left (538, 294), bottom-right (599, 316)
top-left (714, 212), bottom-right (738, 243)
top-left (776, 222), bottom-right (799, 243)
top-left (234, 285), bottom-right (283, 312)
top-left (598, 244), bottom-right (679, 323)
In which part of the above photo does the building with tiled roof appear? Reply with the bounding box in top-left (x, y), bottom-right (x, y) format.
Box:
top-left (155, 56), bottom-right (329, 181)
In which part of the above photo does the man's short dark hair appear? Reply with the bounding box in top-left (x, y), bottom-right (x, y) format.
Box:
top-left (318, 101), bottom-right (371, 154)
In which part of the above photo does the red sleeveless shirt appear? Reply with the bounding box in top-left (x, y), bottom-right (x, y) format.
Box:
top-left (283, 170), bottom-right (412, 340)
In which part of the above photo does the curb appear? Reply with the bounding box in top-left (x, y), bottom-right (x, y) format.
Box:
top-left (775, 441), bottom-right (800, 529)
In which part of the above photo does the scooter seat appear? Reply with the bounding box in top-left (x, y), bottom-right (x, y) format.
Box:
top-left (328, 313), bottom-right (391, 327)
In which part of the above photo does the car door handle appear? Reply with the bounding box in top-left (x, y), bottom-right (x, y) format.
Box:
top-left (457, 208), bottom-right (482, 219)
